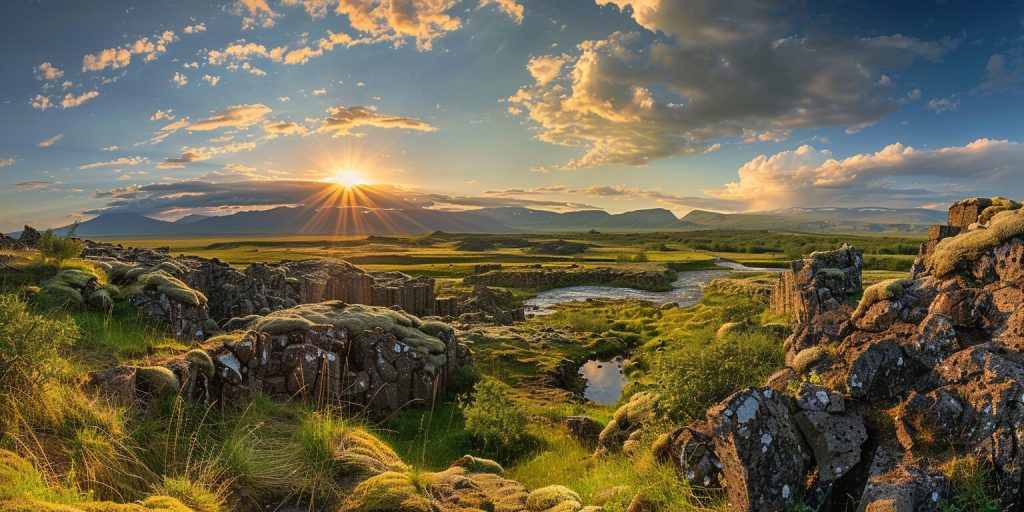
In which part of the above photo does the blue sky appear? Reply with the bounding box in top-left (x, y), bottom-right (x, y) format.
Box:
top-left (2, 0), bottom-right (1024, 231)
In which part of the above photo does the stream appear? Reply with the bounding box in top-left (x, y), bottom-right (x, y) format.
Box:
top-left (527, 261), bottom-right (786, 404)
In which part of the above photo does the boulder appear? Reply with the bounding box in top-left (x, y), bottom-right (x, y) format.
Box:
top-left (656, 420), bottom-right (722, 488)
top-left (794, 410), bottom-right (867, 481)
top-left (857, 447), bottom-right (948, 512)
top-left (707, 388), bottom-right (807, 511)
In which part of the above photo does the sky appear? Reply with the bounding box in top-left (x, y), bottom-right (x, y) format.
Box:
top-left (2, 0), bottom-right (1024, 231)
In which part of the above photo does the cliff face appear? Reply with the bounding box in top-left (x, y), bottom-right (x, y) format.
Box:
top-left (667, 198), bottom-right (1024, 511)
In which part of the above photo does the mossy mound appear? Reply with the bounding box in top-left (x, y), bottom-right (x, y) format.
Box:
top-left (135, 366), bottom-right (180, 397)
top-left (978, 197), bottom-right (1022, 224)
top-left (452, 454), bottom-right (505, 475)
top-left (333, 427), bottom-right (408, 480)
top-left (135, 270), bottom-right (206, 307)
top-left (337, 471), bottom-right (432, 512)
top-left (931, 208), bottom-right (1024, 278)
top-left (792, 346), bottom-right (827, 375)
top-left (40, 269), bottom-right (101, 306)
top-left (526, 485), bottom-right (583, 511)
top-left (243, 302), bottom-right (450, 374)
top-left (852, 279), bottom-right (913, 320)
top-left (425, 466), bottom-right (529, 512)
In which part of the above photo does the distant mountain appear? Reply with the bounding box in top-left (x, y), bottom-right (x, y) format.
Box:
top-left (678, 207), bottom-right (945, 233)
top-left (471, 207), bottom-right (680, 230)
top-left (35, 204), bottom-right (947, 238)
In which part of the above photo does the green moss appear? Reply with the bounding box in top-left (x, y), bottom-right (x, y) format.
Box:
top-left (250, 302), bottom-right (449, 374)
top-left (526, 485), bottom-right (582, 511)
top-left (852, 278), bottom-right (912, 319)
top-left (136, 271), bottom-right (206, 307)
top-left (931, 208), bottom-right (1024, 277)
top-left (135, 366), bottom-right (180, 397)
top-left (792, 347), bottom-right (827, 375)
top-left (453, 454), bottom-right (505, 475)
top-left (338, 471), bottom-right (432, 512)
top-left (978, 197), bottom-right (1021, 224)
top-left (185, 350), bottom-right (214, 376)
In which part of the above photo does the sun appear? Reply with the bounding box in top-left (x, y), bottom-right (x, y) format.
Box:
top-left (324, 169), bottom-right (368, 188)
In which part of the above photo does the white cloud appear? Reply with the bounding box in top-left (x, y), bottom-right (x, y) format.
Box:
top-left (183, 23), bottom-right (207, 34)
top-left (172, 72), bottom-right (189, 87)
top-left (479, 0), bottom-right (524, 24)
top-left (82, 30), bottom-right (176, 72)
top-left (234, 0), bottom-right (279, 30)
top-left (82, 47), bottom-right (132, 72)
top-left (188, 104), bottom-right (273, 131)
top-left (30, 94), bottom-right (52, 111)
top-left (79, 156), bottom-right (146, 170)
top-left (207, 41), bottom-right (285, 65)
top-left (203, 74), bottom-right (221, 86)
top-left (706, 139), bottom-right (1024, 210)
top-left (37, 134), bottom-right (63, 148)
top-left (0, 157), bottom-right (15, 168)
top-left (101, 146), bottom-right (119, 151)
top-left (508, 0), bottom-right (955, 170)
top-left (312, 88), bottom-right (327, 95)
top-left (61, 90), bottom-right (99, 109)
top-left (316, 105), bottom-right (437, 136)
top-left (150, 109), bottom-right (175, 121)
top-left (927, 96), bottom-right (959, 113)
top-left (34, 62), bottom-right (64, 81)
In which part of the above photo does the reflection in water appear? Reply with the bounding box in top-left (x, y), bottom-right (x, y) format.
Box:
top-left (524, 263), bottom-right (786, 316)
top-left (579, 357), bottom-right (628, 405)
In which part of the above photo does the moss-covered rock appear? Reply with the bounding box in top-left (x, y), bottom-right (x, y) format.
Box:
top-left (930, 208), bottom-right (1024, 277)
top-left (452, 454), bottom-right (504, 475)
top-left (526, 485), bottom-right (582, 511)
top-left (792, 346), bottom-right (827, 375)
top-left (184, 350), bottom-right (214, 377)
top-left (134, 366), bottom-right (180, 397)
top-left (333, 427), bottom-right (408, 481)
top-left (136, 270), bottom-right (206, 307)
top-left (852, 279), bottom-right (913, 320)
top-left (337, 471), bottom-right (432, 512)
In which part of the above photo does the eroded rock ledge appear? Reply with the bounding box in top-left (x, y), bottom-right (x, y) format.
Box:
top-left (660, 197), bottom-right (1024, 511)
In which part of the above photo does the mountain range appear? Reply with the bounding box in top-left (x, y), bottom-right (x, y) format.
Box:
top-left (15, 205), bottom-right (948, 237)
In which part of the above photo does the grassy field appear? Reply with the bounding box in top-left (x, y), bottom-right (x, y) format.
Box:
top-left (90, 229), bottom-right (924, 277)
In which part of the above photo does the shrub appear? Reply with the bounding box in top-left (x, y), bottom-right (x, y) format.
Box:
top-left (941, 455), bottom-right (1000, 512)
top-left (461, 378), bottom-right (529, 455)
top-left (0, 294), bottom-right (78, 400)
top-left (38, 226), bottom-right (83, 264)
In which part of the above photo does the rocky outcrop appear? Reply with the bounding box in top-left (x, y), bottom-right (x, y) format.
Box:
top-left (92, 301), bottom-right (471, 415)
top-left (466, 266), bottom-right (677, 292)
top-left (436, 285), bottom-right (526, 324)
top-left (770, 244), bottom-right (863, 322)
top-left (666, 198), bottom-right (1024, 509)
top-left (18, 225), bottom-right (41, 248)
top-left (525, 240), bottom-right (590, 255)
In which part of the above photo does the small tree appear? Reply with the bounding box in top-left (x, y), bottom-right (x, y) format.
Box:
top-left (0, 293), bottom-right (78, 399)
top-left (39, 221), bottom-right (83, 264)
top-left (461, 377), bottom-right (529, 455)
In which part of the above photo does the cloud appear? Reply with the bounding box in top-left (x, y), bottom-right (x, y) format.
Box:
top-left (234, 0), bottom-right (278, 29)
top-left (79, 156), bottom-right (146, 170)
top-left (312, 88), bottom-right (327, 95)
top-left (479, 0), bottom-right (524, 24)
top-left (203, 75), bottom-right (221, 86)
top-left (705, 138), bottom-right (1024, 210)
top-left (188, 104), bottom-right (272, 131)
top-left (61, 90), bottom-right (99, 109)
top-left (30, 94), bottom-right (52, 111)
top-left (101, 146), bottom-right (119, 151)
top-left (161, 119), bottom-right (191, 132)
top-left (0, 157), bottom-right (15, 168)
top-left (172, 72), bottom-right (189, 87)
top-left (37, 134), bottom-right (63, 148)
top-left (34, 62), bottom-right (64, 81)
top-left (482, 184), bottom-right (745, 211)
top-left (508, 0), bottom-right (956, 170)
top-left (335, 0), bottom-right (463, 51)
top-left (150, 109), bottom-right (175, 121)
top-left (183, 23), bottom-right (207, 34)
top-left (82, 30), bottom-right (176, 72)
top-left (317, 106), bottom-right (437, 136)
top-left (158, 151), bottom-right (210, 169)
top-left (927, 96), bottom-right (959, 113)
top-left (207, 41), bottom-right (285, 65)
top-left (976, 51), bottom-right (1024, 93)
top-left (82, 47), bottom-right (132, 72)
top-left (90, 179), bottom-right (597, 216)
top-left (263, 121), bottom-right (308, 136)
top-left (15, 181), bottom-right (54, 191)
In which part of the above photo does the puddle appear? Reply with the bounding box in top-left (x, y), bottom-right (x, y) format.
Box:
top-left (578, 357), bottom-right (628, 405)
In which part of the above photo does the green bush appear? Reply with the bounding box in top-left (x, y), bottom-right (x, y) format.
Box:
top-left (0, 294), bottom-right (78, 400)
top-left (653, 330), bottom-right (783, 422)
top-left (38, 226), bottom-right (83, 264)
top-left (461, 378), bottom-right (529, 455)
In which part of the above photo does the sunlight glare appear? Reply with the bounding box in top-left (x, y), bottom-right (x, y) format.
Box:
top-left (324, 169), bottom-right (368, 188)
